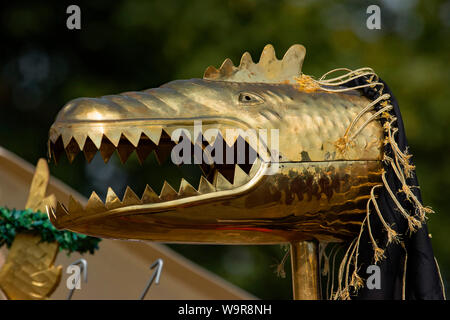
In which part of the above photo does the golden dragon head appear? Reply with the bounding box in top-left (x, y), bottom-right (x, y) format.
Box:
top-left (47, 44), bottom-right (384, 243)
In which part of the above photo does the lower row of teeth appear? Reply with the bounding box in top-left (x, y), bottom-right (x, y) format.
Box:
top-left (58, 160), bottom-right (261, 213)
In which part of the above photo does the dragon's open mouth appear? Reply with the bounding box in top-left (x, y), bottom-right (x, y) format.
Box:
top-left (48, 120), bottom-right (269, 228)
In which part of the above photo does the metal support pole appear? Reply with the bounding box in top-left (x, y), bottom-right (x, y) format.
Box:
top-left (290, 240), bottom-right (321, 300)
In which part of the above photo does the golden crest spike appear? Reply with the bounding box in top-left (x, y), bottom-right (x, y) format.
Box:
top-left (219, 58), bottom-right (235, 76)
top-left (239, 51), bottom-right (253, 68)
top-left (202, 44), bottom-right (305, 83)
top-left (85, 191), bottom-right (106, 212)
top-left (197, 176), bottom-right (215, 194)
top-left (203, 65), bottom-right (220, 79)
top-left (159, 181), bottom-right (178, 201)
top-left (259, 44), bottom-right (277, 65)
top-left (179, 179), bottom-right (199, 197)
top-left (141, 185), bottom-right (160, 203)
top-left (122, 186), bottom-right (141, 205)
top-left (105, 187), bottom-right (122, 209)
top-left (281, 44), bottom-right (306, 74)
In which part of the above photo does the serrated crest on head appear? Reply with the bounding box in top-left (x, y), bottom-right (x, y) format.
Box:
top-left (203, 44), bottom-right (306, 84)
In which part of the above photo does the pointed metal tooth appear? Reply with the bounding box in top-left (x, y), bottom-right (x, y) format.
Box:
top-left (233, 165), bottom-right (250, 186)
top-left (215, 165), bottom-right (235, 184)
top-left (142, 127), bottom-right (162, 145)
top-left (100, 136), bottom-right (116, 163)
top-left (123, 128), bottom-right (142, 147)
top-left (83, 137), bottom-right (98, 163)
top-left (248, 157), bottom-right (262, 177)
top-left (62, 133), bottom-right (73, 148)
top-left (68, 195), bottom-right (84, 213)
top-left (136, 133), bottom-right (156, 164)
top-left (179, 179), bottom-right (199, 197)
top-left (166, 127), bottom-right (195, 144)
top-left (214, 171), bottom-right (234, 191)
top-left (104, 129), bottom-right (122, 147)
top-left (203, 129), bottom-right (220, 146)
top-left (141, 185), bottom-right (160, 203)
top-left (163, 127), bottom-right (178, 142)
top-left (224, 128), bottom-right (239, 147)
top-left (73, 133), bottom-right (88, 150)
top-left (117, 134), bottom-right (135, 163)
top-left (122, 186), bottom-right (141, 205)
top-left (105, 187), bottom-right (122, 209)
top-left (88, 131), bottom-right (103, 149)
top-left (159, 181), bottom-right (178, 201)
top-left (259, 44), bottom-right (277, 65)
top-left (198, 176), bottom-right (215, 194)
top-left (85, 191), bottom-right (106, 212)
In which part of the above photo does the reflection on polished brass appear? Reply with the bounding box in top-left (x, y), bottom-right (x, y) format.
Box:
top-left (0, 159), bottom-right (62, 300)
top-left (47, 44), bottom-right (384, 299)
top-left (49, 160), bottom-right (382, 243)
top-left (291, 241), bottom-right (320, 300)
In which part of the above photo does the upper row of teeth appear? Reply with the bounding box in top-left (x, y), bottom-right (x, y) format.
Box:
top-left (55, 159), bottom-right (261, 215)
top-left (49, 126), bottom-right (262, 151)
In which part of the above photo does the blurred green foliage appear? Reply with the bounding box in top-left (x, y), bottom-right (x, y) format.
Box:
top-left (0, 0), bottom-right (448, 299)
top-left (0, 207), bottom-right (101, 255)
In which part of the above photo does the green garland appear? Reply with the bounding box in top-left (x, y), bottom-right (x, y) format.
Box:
top-left (0, 207), bottom-right (101, 255)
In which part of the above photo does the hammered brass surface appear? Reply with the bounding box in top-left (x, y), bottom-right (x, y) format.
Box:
top-left (51, 160), bottom-right (382, 243)
top-left (0, 234), bottom-right (61, 300)
top-left (49, 79), bottom-right (382, 163)
top-left (47, 44), bottom-right (384, 245)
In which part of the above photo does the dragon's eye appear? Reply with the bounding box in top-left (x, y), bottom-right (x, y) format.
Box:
top-left (238, 92), bottom-right (264, 105)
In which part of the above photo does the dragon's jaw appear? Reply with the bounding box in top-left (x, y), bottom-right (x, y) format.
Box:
top-left (48, 116), bottom-right (270, 225)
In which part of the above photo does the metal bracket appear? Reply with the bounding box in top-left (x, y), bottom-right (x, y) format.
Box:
top-left (66, 258), bottom-right (88, 300)
top-left (139, 258), bottom-right (163, 300)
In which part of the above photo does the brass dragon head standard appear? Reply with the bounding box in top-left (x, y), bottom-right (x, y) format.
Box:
top-left (47, 44), bottom-right (384, 244)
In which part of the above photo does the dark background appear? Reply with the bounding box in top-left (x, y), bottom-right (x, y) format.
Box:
top-left (1, 0), bottom-right (449, 299)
